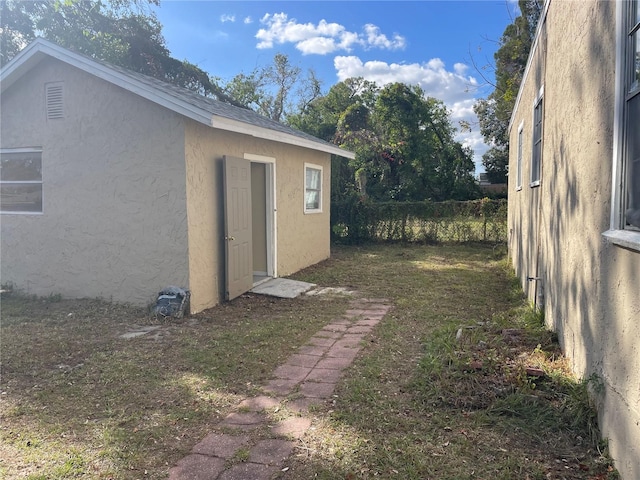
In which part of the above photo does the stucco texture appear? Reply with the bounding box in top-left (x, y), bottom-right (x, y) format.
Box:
top-left (1, 58), bottom-right (189, 306)
top-left (184, 122), bottom-right (331, 312)
top-left (508, 2), bottom-right (640, 477)
top-left (2, 53), bottom-right (333, 317)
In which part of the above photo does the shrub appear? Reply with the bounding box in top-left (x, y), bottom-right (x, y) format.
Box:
top-left (331, 198), bottom-right (507, 244)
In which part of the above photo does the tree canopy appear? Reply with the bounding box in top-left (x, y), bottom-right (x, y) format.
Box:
top-left (2, 1), bottom-right (481, 202)
top-left (0, 0), bottom-right (243, 105)
top-left (220, 53), bottom-right (323, 122)
top-left (473, 0), bottom-right (542, 184)
top-left (292, 80), bottom-right (479, 202)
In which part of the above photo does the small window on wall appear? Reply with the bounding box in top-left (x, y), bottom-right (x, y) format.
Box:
top-left (0, 149), bottom-right (43, 214)
top-left (304, 163), bottom-right (322, 213)
top-left (531, 87), bottom-right (544, 187)
top-left (516, 121), bottom-right (524, 190)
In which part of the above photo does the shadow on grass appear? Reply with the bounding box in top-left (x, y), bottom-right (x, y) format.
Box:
top-left (285, 243), bottom-right (617, 480)
top-left (0, 292), bottom-right (351, 479)
top-left (0, 244), bottom-right (618, 479)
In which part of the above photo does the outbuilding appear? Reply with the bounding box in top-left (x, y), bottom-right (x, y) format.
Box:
top-left (0, 39), bottom-right (354, 312)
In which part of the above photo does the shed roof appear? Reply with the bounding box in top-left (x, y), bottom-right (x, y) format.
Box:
top-left (0, 38), bottom-right (355, 159)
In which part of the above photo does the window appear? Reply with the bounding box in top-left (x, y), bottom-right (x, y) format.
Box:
top-left (605, 0), bottom-right (640, 249)
top-left (0, 149), bottom-right (43, 214)
top-left (516, 121), bottom-right (524, 190)
top-left (530, 88), bottom-right (544, 187)
top-left (304, 163), bottom-right (322, 213)
top-left (624, 0), bottom-right (640, 229)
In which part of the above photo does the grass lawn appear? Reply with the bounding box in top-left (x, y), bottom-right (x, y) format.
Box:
top-left (0, 244), bottom-right (617, 479)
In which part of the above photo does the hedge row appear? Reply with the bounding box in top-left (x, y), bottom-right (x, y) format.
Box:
top-left (331, 198), bottom-right (507, 244)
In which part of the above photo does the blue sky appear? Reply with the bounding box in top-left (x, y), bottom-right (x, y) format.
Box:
top-left (152, 1), bottom-right (519, 173)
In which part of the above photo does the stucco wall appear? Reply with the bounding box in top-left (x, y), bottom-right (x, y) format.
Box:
top-left (508, 2), bottom-right (640, 477)
top-left (184, 122), bottom-right (331, 312)
top-left (183, 122), bottom-right (225, 313)
top-left (0, 58), bottom-right (189, 305)
top-left (274, 150), bottom-right (331, 277)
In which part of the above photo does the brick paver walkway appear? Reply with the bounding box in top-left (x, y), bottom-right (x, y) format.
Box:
top-left (168, 297), bottom-right (392, 480)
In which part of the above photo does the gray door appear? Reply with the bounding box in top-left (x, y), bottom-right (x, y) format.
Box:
top-left (223, 156), bottom-right (253, 301)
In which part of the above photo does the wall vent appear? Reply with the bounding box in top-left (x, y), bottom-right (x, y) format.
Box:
top-left (46, 83), bottom-right (64, 120)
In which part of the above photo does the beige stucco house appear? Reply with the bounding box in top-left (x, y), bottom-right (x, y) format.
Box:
top-left (508, 1), bottom-right (639, 477)
top-left (0, 39), bottom-right (354, 313)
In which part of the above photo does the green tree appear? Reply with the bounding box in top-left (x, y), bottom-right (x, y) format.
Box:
top-left (288, 77), bottom-right (379, 203)
top-left (0, 0), bottom-right (242, 105)
top-left (221, 53), bottom-right (323, 122)
top-left (288, 77), bottom-right (378, 142)
top-left (473, 0), bottom-right (542, 183)
top-left (332, 81), bottom-right (478, 201)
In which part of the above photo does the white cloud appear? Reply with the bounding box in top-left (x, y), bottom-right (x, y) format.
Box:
top-left (244, 16), bottom-right (253, 25)
top-left (334, 56), bottom-right (485, 172)
top-left (363, 24), bottom-right (405, 50)
top-left (255, 13), bottom-right (406, 55)
top-left (220, 14), bottom-right (235, 23)
top-left (297, 37), bottom-right (340, 55)
top-left (334, 56), bottom-right (477, 105)
top-left (453, 62), bottom-right (468, 75)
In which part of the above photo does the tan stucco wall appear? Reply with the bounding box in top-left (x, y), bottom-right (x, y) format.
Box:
top-left (184, 122), bottom-right (331, 312)
top-left (183, 123), bottom-right (225, 313)
top-left (0, 58), bottom-right (190, 306)
top-left (508, 2), bottom-right (640, 477)
top-left (275, 151), bottom-right (331, 277)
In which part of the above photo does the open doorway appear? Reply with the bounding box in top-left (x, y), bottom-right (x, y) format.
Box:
top-left (247, 155), bottom-right (276, 287)
top-left (223, 154), bottom-right (277, 301)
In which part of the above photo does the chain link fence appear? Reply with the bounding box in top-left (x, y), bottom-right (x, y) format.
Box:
top-left (331, 198), bottom-right (507, 245)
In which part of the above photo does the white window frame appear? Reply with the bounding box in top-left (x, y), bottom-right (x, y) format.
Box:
top-left (604, 0), bottom-right (640, 252)
top-left (516, 120), bottom-right (524, 191)
top-left (530, 86), bottom-right (544, 188)
top-left (0, 148), bottom-right (44, 215)
top-left (304, 163), bottom-right (323, 214)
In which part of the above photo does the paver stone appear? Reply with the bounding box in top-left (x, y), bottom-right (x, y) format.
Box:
top-left (315, 356), bottom-right (353, 370)
top-left (271, 416), bottom-right (312, 439)
top-left (262, 378), bottom-right (298, 396)
top-left (192, 433), bottom-right (249, 458)
top-left (249, 439), bottom-right (295, 464)
top-left (306, 367), bottom-right (344, 383)
top-left (299, 381), bottom-right (336, 398)
top-left (237, 396), bottom-right (281, 412)
top-left (297, 345), bottom-right (328, 356)
top-left (218, 462), bottom-right (279, 480)
top-left (273, 364), bottom-right (312, 381)
top-left (168, 454), bottom-right (226, 480)
top-left (219, 412), bottom-right (265, 431)
top-left (285, 354), bottom-right (321, 368)
top-left (307, 336), bottom-right (336, 347)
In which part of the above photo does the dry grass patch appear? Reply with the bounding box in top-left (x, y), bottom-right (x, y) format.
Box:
top-left (0, 292), bottom-right (350, 479)
top-left (0, 244), bottom-right (618, 479)
top-left (283, 244), bottom-right (617, 480)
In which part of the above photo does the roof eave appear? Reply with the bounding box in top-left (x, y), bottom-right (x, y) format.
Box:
top-left (1, 38), bottom-right (356, 159)
top-left (508, 0), bottom-right (552, 133)
top-left (210, 115), bottom-right (356, 159)
top-left (1, 38), bottom-right (214, 126)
